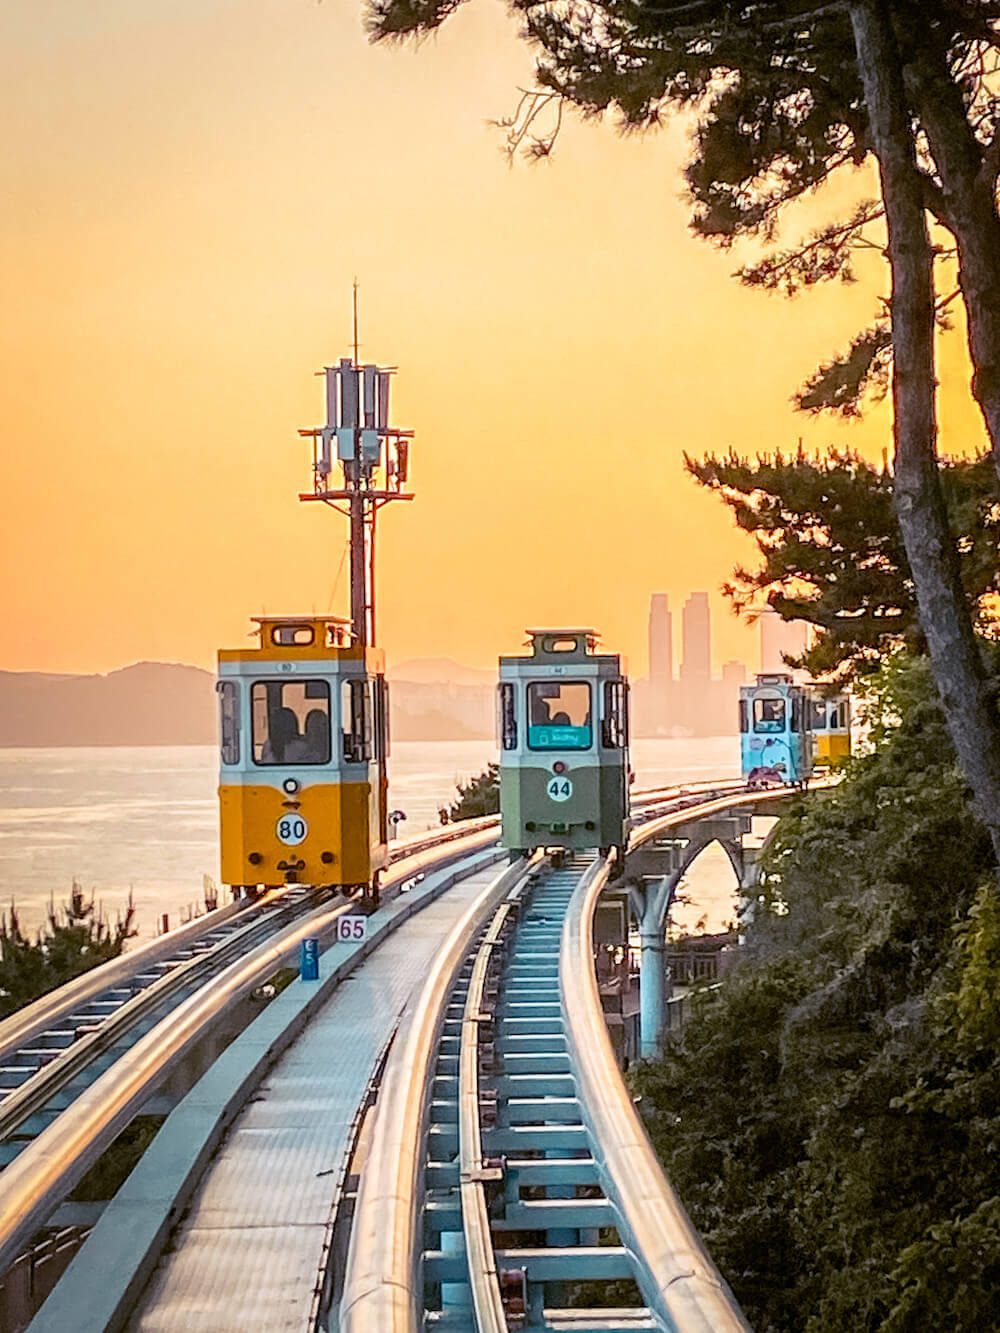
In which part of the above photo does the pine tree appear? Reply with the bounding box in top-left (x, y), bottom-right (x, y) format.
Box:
top-left (0, 884), bottom-right (137, 1019)
top-left (439, 764), bottom-right (500, 823)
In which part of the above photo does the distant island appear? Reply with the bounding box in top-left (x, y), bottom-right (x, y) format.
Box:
top-left (0, 660), bottom-right (496, 747)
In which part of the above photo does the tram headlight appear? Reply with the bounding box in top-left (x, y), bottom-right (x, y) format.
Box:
top-left (283, 778), bottom-right (301, 795)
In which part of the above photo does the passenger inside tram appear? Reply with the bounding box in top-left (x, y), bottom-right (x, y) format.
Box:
top-left (255, 685), bottom-right (332, 765)
top-left (302, 708), bottom-right (331, 763)
top-left (262, 707), bottom-right (300, 763)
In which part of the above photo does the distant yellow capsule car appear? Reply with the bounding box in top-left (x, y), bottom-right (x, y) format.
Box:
top-left (809, 691), bottom-right (852, 767)
top-left (217, 616), bottom-right (388, 898)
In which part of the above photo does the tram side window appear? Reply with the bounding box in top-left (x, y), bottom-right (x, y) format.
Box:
top-left (251, 681), bottom-right (331, 765)
top-left (829, 700), bottom-right (847, 730)
top-left (373, 677), bottom-right (390, 761)
top-left (753, 697), bottom-right (786, 734)
top-left (498, 683), bottom-right (517, 751)
top-left (217, 681), bottom-right (241, 765)
top-left (739, 699), bottom-right (748, 734)
top-left (343, 679), bottom-right (373, 763)
top-left (810, 699), bottom-right (827, 731)
top-left (527, 681), bottom-right (592, 751)
top-left (602, 680), bottom-right (628, 749)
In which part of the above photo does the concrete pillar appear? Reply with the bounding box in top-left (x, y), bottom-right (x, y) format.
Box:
top-left (639, 925), bottom-right (666, 1059)
top-left (631, 877), bottom-right (672, 1061)
top-left (737, 845), bottom-right (762, 931)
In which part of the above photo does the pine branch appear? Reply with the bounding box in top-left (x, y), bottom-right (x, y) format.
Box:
top-left (795, 324), bottom-right (893, 416)
top-left (737, 199), bottom-right (885, 295)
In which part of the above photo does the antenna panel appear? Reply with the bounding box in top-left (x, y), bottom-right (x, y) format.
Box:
top-left (339, 359), bottom-right (359, 429)
top-left (318, 428), bottom-right (332, 478)
top-left (324, 366), bottom-right (339, 430)
top-left (363, 365), bottom-right (377, 428)
top-left (377, 371), bottom-right (391, 431)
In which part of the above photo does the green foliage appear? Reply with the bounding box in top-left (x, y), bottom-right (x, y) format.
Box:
top-left (69, 1115), bottom-right (164, 1202)
top-left (632, 653), bottom-right (1000, 1330)
top-left (685, 447), bottom-right (1000, 681)
top-left (439, 763), bottom-right (500, 823)
top-left (0, 883), bottom-right (137, 1019)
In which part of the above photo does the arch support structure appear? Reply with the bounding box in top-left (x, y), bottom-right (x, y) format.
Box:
top-left (625, 814), bottom-right (752, 1059)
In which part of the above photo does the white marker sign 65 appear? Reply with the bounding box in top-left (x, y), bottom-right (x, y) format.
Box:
top-left (337, 915), bottom-right (368, 943)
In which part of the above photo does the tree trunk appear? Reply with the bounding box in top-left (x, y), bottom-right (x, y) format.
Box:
top-left (849, 0), bottom-right (1000, 871)
top-left (903, 30), bottom-right (1000, 476)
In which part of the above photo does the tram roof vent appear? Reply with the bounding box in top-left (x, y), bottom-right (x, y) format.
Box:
top-left (524, 628), bottom-right (601, 659)
top-left (250, 616), bottom-right (354, 649)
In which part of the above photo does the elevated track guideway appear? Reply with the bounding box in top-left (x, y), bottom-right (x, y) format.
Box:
top-left (340, 846), bottom-right (751, 1333)
top-left (11, 782), bottom-right (805, 1332)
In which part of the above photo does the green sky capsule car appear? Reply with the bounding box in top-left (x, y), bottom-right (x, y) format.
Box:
top-left (498, 629), bottom-right (630, 862)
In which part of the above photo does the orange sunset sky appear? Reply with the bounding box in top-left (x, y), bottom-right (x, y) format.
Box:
top-left (1, 0), bottom-right (990, 678)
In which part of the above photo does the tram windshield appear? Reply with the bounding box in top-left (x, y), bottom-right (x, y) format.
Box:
top-left (252, 680), bottom-right (331, 765)
top-left (753, 696), bottom-right (786, 734)
top-left (527, 681), bottom-right (592, 750)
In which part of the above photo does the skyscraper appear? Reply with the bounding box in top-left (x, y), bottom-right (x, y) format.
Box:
top-left (721, 659), bottom-right (746, 688)
top-left (681, 592), bottom-right (711, 682)
top-left (760, 610), bottom-right (808, 673)
top-left (645, 593), bottom-right (673, 733)
top-left (648, 593), bottom-right (672, 685)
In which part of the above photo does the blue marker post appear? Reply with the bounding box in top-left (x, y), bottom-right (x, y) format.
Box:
top-left (300, 937), bottom-right (320, 981)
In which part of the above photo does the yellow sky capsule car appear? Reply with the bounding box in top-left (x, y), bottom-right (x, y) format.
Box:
top-left (217, 617), bottom-right (388, 895)
top-left (809, 690), bottom-right (852, 767)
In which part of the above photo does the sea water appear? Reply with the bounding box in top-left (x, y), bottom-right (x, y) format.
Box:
top-left (0, 738), bottom-right (743, 940)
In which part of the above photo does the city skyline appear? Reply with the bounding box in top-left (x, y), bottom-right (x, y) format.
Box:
top-left (636, 592), bottom-right (814, 737)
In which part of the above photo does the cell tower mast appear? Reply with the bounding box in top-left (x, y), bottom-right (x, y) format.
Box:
top-left (298, 294), bottom-right (415, 648)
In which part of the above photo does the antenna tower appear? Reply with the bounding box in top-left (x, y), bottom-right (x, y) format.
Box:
top-left (298, 291), bottom-right (415, 648)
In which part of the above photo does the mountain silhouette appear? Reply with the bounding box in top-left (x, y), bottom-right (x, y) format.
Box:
top-left (0, 663), bottom-right (215, 747)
